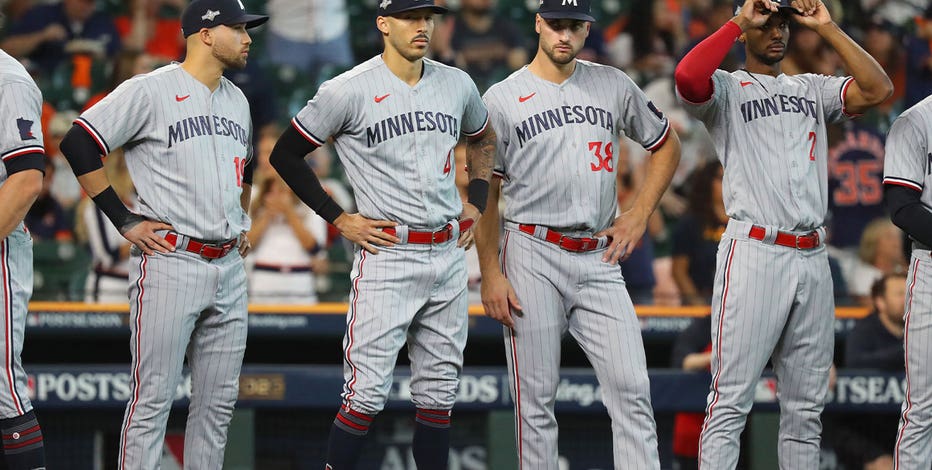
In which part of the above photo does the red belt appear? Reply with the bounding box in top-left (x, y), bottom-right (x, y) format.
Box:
top-left (383, 219), bottom-right (474, 245)
top-left (748, 225), bottom-right (820, 250)
top-left (518, 224), bottom-right (608, 252)
top-left (164, 232), bottom-right (238, 259)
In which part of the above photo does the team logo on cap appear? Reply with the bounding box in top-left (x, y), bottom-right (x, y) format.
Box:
top-left (202, 9), bottom-right (220, 21)
top-left (379, 0), bottom-right (392, 9)
top-left (563, 0), bottom-right (578, 5)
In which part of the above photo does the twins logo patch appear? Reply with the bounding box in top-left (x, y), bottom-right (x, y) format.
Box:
top-left (16, 118), bottom-right (36, 141)
top-left (646, 101), bottom-right (665, 122)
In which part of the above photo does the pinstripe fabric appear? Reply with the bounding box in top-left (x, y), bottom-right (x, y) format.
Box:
top-left (76, 63), bottom-right (253, 241)
top-left (293, 55), bottom-right (489, 229)
top-left (883, 92), bottom-right (932, 470)
top-left (483, 61), bottom-right (669, 232)
top-left (0, 50), bottom-right (45, 179)
top-left (502, 229), bottom-right (659, 470)
top-left (0, 233), bottom-right (32, 418)
top-left (698, 220), bottom-right (834, 470)
top-left (340, 241), bottom-right (468, 414)
top-left (118, 248), bottom-right (247, 469)
top-left (678, 70), bottom-right (851, 232)
top-left (895, 254), bottom-right (932, 469)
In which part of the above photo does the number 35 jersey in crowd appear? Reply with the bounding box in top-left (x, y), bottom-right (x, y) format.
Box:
top-left (678, 69), bottom-right (853, 231)
top-left (483, 60), bottom-right (670, 232)
top-left (76, 63), bottom-right (253, 241)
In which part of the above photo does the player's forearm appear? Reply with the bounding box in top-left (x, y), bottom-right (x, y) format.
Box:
top-left (817, 22), bottom-right (893, 107)
top-left (76, 168), bottom-right (113, 198)
top-left (465, 127), bottom-right (497, 214)
top-left (0, 169), bottom-right (43, 240)
top-left (475, 179), bottom-right (503, 276)
top-left (674, 20), bottom-right (741, 102)
top-left (240, 183), bottom-right (251, 214)
top-left (885, 185), bottom-right (932, 248)
top-left (269, 126), bottom-right (345, 224)
top-left (628, 130), bottom-right (681, 220)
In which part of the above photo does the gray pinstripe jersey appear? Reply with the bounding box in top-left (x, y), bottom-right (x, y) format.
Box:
top-left (292, 55), bottom-right (489, 229)
top-left (76, 63), bottom-right (253, 240)
top-left (883, 95), bottom-right (932, 208)
top-left (678, 70), bottom-right (853, 231)
top-left (483, 61), bottom-right (670, 231)
top-left (0, 49), bottom-right (44, 185)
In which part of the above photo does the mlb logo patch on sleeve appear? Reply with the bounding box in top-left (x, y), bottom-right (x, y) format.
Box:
top-left (16, 118), bottom-right (36, 141)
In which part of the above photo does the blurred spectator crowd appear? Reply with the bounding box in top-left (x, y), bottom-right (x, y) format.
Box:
top-left (1, 0), bottom-right (927, 306)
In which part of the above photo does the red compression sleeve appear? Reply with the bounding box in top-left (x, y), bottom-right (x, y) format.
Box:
top-left (674, 20), bottom-right (743, 103)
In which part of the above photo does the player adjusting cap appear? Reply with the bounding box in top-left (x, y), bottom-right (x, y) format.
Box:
top-left (538, 0), bottom-right (596, 22)
top-left (181, 0), bottom-right (269, 38)
top-left (377, 0), bottom-right (448, 17)
top-left (734, 0), bottom-right (794, 15)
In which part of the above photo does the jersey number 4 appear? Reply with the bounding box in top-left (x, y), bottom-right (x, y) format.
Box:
top-left (589, 141), bottom-right (614, 172)
top-left (234, 156), bottom-right (246, 188)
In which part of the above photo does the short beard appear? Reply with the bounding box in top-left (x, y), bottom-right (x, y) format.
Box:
top-left (213, 48), bottom-right (247, 70)
top-left (754, 50), bottom-right (785, 66)
top-left (544, 45), bottom-right (576, 65)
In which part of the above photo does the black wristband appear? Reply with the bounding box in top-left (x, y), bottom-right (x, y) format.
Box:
top-left (92, 186), bottom-right (137, 233)
top-left (467, 179), bottom-right (489, 214)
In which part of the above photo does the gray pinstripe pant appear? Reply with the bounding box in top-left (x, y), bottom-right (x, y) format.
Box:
top-left (501, 228), bottom-right (659, 470)
top-left (700, 220), bottom-right (834, 470)
top-left (340, 240), bottom-right (469, 414)
top-left (118, 248), bottom-right (247, 470)
top-left (0, 226), bottom-right (34, 419)
top-left (895, 250), bottom-right (932, 469)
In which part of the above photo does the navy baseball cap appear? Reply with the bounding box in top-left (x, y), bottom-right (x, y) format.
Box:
top-left (538, 0), bottom-right (596, 22)
top-left (181, 0), bottom-right (269, 38)
top-left (377, 0), bottom-right (448, 17)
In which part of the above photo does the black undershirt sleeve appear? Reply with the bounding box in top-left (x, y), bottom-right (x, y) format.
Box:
top-left (269, 125), bottom-right (344, 224)
top-left (885, 184), bottom-right (932, 247)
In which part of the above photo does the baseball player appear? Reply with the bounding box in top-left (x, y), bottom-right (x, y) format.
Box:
top-left (0, 40), bottom-right (47, 470)
top-left (884, 95), bottom-right (932, 467)
top-left (58, 0), bottom-right (266, 468)
top-left (268, 0), bottom-right (494, 468)
top-left (674, 0), bottom-right (892, 468)
top-left (476, 1), bottom-right (680, 468)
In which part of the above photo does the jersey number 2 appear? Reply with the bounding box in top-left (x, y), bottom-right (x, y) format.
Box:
top-left (808, 132), bottom-right (816, 161)
top-left (234, 157), bottom-right (246, 188)
top-left (589, 141), bottom-right (614, 172)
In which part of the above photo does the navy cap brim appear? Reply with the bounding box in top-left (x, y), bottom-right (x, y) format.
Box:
top-left (539, 11), bottom-right (596, 22)
top-left (229, 13), bottom-right (269, 29)
top-left (381, 5), bottom-right (448, 16)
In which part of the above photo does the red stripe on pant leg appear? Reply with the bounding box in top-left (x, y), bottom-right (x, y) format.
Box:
top-left (501, 232), bottom-right (523, 470)
top-left (0, 241), bottom-right (22, 415)
top-left (3, 435), bottom-right (42, 450)
top-left (120, 253), bottom-right (148, 470)
top-left (344, 251), bottom-right (367, 406)
top-left (698, 239), bottom-right (737, 466)
top-left (896, 257), bottom-right (922, 468)
top-left (3, 424), bottom-right (40, 439)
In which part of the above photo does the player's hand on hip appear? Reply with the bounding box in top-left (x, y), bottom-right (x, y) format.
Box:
top-left (733, 0), bottom-right (778, 30)
top-left (480, 271), bottom-right (522, 329)
top-left (334, 212), bottom-right (400, 254)
top-left (595, 209), bottom-right (649, 264)
top-left (238, 232), bottom-right (252, 257)
top-left (121, 218), bottom-right (176, 255)
top-left (457, 203), bottom-right (481, 250)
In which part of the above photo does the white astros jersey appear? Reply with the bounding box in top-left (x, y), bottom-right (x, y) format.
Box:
top-left (679, 69), bottom-right (853, 231)
top-left (0, 49), bottom-right (44, 186)
top-left (292, 55), bottom-right (489, 229)
top-left (884, 95), bottom-right (932, 208)
top-left (76, 63), bottom-right (253, 240)
top-left (483, 60), bottom-right (670, 232)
